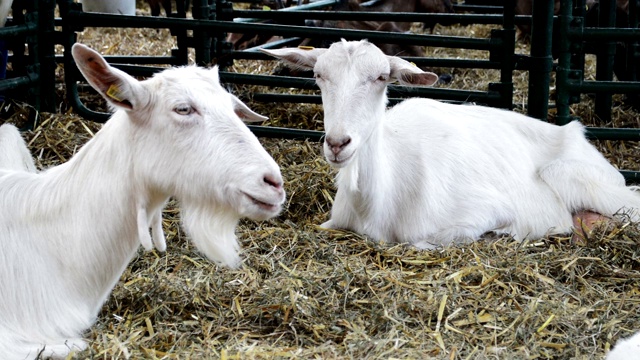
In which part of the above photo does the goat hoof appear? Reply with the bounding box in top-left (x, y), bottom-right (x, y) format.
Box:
top-left (571, 210), bottom-right (610, 245)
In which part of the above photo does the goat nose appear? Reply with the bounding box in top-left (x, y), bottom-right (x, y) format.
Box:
top-left (263, 173), bottom-right (283, 190)
top-left (325, 136), bottom-right (351, 155)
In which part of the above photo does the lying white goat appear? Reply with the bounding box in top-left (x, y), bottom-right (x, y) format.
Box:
top-left (262, 39), bottom-right (640, 248)
top-left (0, 43), bottom-right (285, 359)
top-left (607, 331), bottom-right (640, 360)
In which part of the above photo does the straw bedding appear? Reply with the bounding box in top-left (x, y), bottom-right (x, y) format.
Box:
top-left (1, 2), bottom-right (639, 359)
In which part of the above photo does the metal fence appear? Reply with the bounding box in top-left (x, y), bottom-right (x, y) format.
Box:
top-left (1, 0), bottom-right (639, 178)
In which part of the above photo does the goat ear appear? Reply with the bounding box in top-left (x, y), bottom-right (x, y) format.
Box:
top-left (230, 94), bottom-right (268, 123)
top-left (260, 47), bottom-right (327, 70)
top-left (388, 56), bottom-right (439, 87)
top-left (71, 43), bottom-right (147, 111)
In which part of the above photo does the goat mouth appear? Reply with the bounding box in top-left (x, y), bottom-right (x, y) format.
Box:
top-left (243, 193), bottom-right (281, 213)
top-left (329, 153), bottom-right (353, 166)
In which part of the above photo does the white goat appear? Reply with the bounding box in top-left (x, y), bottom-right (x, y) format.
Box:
top-left (607, 331), bottom-right (640, 360)
top-left (0, 0), bottom-right (11, 27)
top-left (0, 43), bottom-right (285, 359)
top-left (0, 124), bottom-right (36, 172)
top-left (262, 39), bottom-right (640, 248)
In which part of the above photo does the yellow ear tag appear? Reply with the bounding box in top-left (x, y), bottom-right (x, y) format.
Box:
top-left (106, 84), bottom-right (124, 102)
top-left (298, 45), bottom-right (315, 50)
top-left (410, 62), bottom-right (417, 67)
top-left (262, 5), bottom-right (271, 10)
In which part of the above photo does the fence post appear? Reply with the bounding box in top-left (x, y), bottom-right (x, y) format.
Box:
top-left (527, 0), bottom-right (555, 121)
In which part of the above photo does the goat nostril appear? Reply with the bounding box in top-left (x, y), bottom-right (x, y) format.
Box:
top-left (326, 137), bottom-right (351, 153)
top-left (264, 175), bottom-right (282, 189)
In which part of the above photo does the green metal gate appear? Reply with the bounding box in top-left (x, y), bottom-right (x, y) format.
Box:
top-left (1, 0), bottom-right (639, 179)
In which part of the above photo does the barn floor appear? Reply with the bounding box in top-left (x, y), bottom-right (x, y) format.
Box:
top-left (1, 1), bottom-right (640, 359)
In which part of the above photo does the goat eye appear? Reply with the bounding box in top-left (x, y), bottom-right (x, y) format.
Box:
top-left (314, 73), bottom-right (322, 80)
top-left (174, 105), bottom-right (194, 115)
top-left (377, 74), bottom-right (389, 82)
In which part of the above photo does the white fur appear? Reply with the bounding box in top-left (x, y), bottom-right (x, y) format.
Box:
top-left (0, 43), bottom-right (285, 359)
top-left (0, 124), bottom-right (36, 172)
top-left (0, 0), bottom-right (11, 27)
top-left (607, 331), bottom-right (640, 360)
top-left (262, 39), bottom-right (640, 248)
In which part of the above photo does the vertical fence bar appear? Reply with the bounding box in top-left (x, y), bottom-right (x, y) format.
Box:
top-left (169, 0), bottom-right (190, 66)
top-left (556, 0), bottom-right (574, 125)
top-left (488, 0), bottom-right (515, 109)
top-left (629, 0), bottom-right (638, 83)
top-left (35, 0), bottom-right (57, 113)
top-left (215, 0), bottom-right (234, 69)
top-left (527, 0), bottom-right (555, 121)
top-left (500, 0), bottom-right (515, 109)
top-left (594, 0), bottom-right (616, 121)
top-left (192, 0), bottom-right (213, 65)
top-left (625, 0), bottom-right (638, 105)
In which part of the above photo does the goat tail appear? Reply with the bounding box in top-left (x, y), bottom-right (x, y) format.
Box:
top-left (594, 184), bottom-right (640, 222)
top-left (539, 158), bottom-right (640, 221)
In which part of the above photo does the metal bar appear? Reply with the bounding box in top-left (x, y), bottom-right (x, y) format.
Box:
top-left (569, 27), bottom-right (640, 41)
top-left (527, 0), bottom-right (554, 120)
top-left (243, 37), bottom-right (304, 52)
top-left (586, 127), bottom-right (640, 141)
top-left (219, 72), bottom-right (502, 103)
top-left (82, 55), bottom-right (182, 65)
top-left (36, 0), bottom-right (57, 112)
top-left (220, 72), bottom-right (318, 89)
top-left (628, 0), bottom-right (639, 84)
top-left (594, 0), bottom-right (617, 122)
top-left (0, 75), bottom-right (36, 91)
top-left (276, 0), bottom-right (338, 11)
top-left (570, 80), bottom-right (640, 93)
top-left (253, 93), bottom-right (322, 103)
top-left (234, 0), bottom-right (338, 22)
top-left (0, 23), bottom-right (36, 38)
top-left (192, 0), bottom-right (212, 66)
top-left (218, 21), bottom-right (494, 50)
top-left (498, 0), bottom-right (515, 109)
top-left (555, 0), bottom-right (574, 125)
top-left (452, 4), bottom-right (502, 14)
top-left (235, 48), bottom-right (505, 68)
top-left (247, 125), bottom-right (324, 140)
top-left (231, 10), bottom-right (533, 26)
top-left (65, 11), bottom-right (494, 51)
top-left (620, 171), bottom-right (640, 184)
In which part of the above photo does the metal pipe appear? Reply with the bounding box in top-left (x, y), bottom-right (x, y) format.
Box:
top-left (568, 27), bottom-right (640, 41)
top-left (231, 10), bottom-right (533, 26)
top-left (586, 127), bottom-right (640, 141)
top-left (0, 75), bottom-right (36, 92)
top-left (65, 11), bottom-right (494, 50)
top-left (570, 80), bottom-right (640, 93)
top-left (555, 0), bottom-right (574, 125)
top-left (527, 0), bottom-right (555, 120)
top-left (0, 23), bottom-right (36, 38)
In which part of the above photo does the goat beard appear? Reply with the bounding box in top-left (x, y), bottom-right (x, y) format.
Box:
top-left (180, 203), bottom-right (242, 269)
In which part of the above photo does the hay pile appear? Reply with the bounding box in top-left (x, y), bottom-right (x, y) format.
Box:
top-left (1, 2), bottom-right (639, 359)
